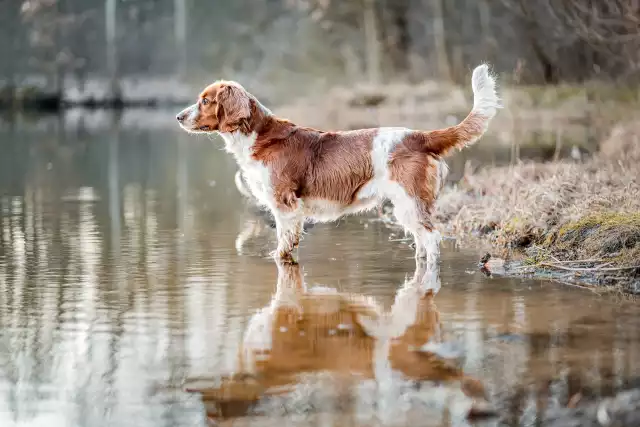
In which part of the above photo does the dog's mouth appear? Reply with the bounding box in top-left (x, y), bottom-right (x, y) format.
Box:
top-left (180, 123), bottom-right (212, 133)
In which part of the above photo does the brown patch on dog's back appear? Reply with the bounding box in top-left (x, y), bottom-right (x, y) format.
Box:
top-left (251, 118), bottom-right (376, 211)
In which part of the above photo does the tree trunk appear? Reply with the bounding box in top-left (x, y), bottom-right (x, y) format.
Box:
top-left (431, 0), bottom-right (451, 81)
top-left (174, 0), bottom-right (188, 79)
top-left (53, 0), bottom-right (63, 96)
top-left (531, 38), bottom-right (559, 84)
top-left (379, 0), bottom-right (410, 75)
top-left (105, 0), bottom-right (120, 102)
top-left (363, 0), bottom-right (381, 85)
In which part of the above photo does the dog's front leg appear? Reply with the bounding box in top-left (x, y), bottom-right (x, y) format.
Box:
top-left (270, 190), bottom-right (304, 263)
top-left (273, 215), bottom-right (303, 263)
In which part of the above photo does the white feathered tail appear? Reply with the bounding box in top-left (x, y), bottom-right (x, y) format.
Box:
top-left (424, 64), bottom-right (502, 156)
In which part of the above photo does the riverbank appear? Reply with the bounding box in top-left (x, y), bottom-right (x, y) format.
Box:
top-left (427, 120), bottom-right (640, 294)
top-left (0, 77), bottom-right (192, 111)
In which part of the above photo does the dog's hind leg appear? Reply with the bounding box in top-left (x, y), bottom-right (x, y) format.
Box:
top-left (390, 191), bottom-right (441, 268)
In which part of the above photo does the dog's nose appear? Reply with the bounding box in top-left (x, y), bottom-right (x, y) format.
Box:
top-left (176, 113), bottom-right (185, 122)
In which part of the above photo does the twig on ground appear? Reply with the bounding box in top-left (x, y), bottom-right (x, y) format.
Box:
top-left (548, 258), bottom-right (607, 264)
top-left (539, 262), bottom-right (639, 272)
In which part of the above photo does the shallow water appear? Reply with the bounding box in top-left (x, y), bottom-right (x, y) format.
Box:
top-left (0, 111), bottom-right (639, 427)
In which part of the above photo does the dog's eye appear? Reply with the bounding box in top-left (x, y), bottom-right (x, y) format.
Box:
top-left (201, 98), bottom-right (209, 106)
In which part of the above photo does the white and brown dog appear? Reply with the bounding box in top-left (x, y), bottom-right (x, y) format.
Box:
top-left (177, 65), bottom-right (500, 263)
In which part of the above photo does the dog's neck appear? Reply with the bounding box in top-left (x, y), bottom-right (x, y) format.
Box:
top-left (219, 96), bottom-right (279, 166)
top-left (219, 130), bottom-right (258, 167)
top-left (218, 102), bottom-right (298, 169)
top-left (218, 97), bottom-right (273, 166)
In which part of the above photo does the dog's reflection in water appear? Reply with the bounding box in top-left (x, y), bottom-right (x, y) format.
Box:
top-left (185, 260), bottom-right (493, 425)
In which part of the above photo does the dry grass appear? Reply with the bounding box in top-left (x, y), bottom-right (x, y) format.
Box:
top-left (432, 120), bottom-right (640, 292)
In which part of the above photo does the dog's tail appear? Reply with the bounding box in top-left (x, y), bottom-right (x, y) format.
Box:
top-left (423, 64), bottom-right (501, 157)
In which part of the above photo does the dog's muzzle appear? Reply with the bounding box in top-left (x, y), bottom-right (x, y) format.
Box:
top-left (176, 104), bottom-right (198, 130)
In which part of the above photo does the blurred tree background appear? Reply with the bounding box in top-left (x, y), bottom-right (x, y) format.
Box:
top-left (0, 0), bottom-right (639, 105)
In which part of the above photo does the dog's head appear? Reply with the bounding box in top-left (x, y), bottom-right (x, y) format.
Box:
top-left (176, 80), bottom-right (254, 134)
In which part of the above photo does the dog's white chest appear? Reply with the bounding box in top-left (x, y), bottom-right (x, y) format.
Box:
top-left (220, 131), bottom-right (273, 205)
top-left (241, 163), bottom-right (271, 204)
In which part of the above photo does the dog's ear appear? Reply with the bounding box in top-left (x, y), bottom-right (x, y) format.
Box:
top-left (215, 84), bottom-right (251, 134)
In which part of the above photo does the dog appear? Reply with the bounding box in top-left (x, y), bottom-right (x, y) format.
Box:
top-left (177, 64), bottom-right (500, 263)
top-left (185, 260), bottom-right (493, 423)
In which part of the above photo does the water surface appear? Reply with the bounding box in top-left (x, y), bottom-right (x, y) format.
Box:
top-left (0, 111), bottom-right (638, 427)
